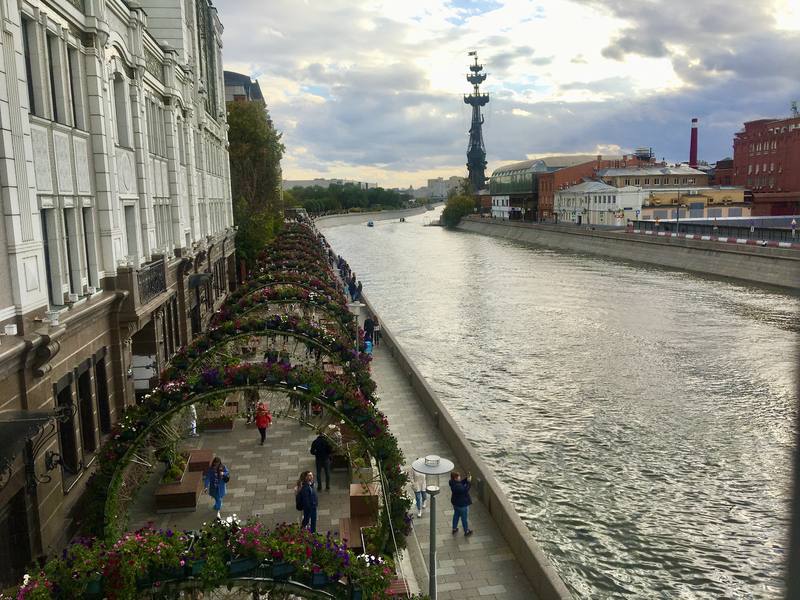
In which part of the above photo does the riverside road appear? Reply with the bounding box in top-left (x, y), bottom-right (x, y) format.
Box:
top-left (319, 207), bottom-right (798, 599)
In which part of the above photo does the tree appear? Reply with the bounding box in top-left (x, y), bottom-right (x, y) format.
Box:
top-left (440, 193), bottom-right (475, 228)
top-left (227, 101), bottom-right (285, 270)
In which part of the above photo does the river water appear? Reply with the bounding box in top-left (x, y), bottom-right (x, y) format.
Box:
top-left (319, 208), bottom-right (797, 599)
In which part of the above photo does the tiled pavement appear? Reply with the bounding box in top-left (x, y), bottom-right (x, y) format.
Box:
top-left (126, 346), bottom-right (538, 599)
top-left (128, 418), bottom-right (351, 535)
top-left (370, 344), bottom-right (538, 600)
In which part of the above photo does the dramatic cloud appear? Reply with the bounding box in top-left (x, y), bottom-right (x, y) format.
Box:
top-left (214, 0), bottom-right (799, 187)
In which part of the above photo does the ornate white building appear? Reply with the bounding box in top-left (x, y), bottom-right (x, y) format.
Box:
top-left (0, 0), bottom-right (235, 583)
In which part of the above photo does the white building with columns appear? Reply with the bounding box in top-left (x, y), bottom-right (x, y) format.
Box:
top-left (0, 0), bottom-right (236, 583)
top-left (554, 181), bottom-right (645, 226)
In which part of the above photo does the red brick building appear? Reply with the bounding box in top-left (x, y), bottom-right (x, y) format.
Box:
top-left (711, 158), bottom-right (734, 186)
top-left (733, 115), bottom-right (800, 215)
top-left (538, 155), bottom-right (652, 220)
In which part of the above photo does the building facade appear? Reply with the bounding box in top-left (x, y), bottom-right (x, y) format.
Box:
top-left (554, 181), bottom-right (643, 225)
top-left (0, 0), bottom-right (235, 586)
top-left (640, 187), bottom-right (749, 221)
top-left (490, 155), bottom-right (653, 222)
top-left (733, 114), bottom-right (800, 215)
top-left (597, 165), bottom-right (708, 189)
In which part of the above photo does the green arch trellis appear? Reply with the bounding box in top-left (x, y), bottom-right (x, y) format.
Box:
top-left (103, 381), bottom-right (389, 542)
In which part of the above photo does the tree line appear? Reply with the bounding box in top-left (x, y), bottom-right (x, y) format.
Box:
top-left (284, 183), bottom-right (414, 215)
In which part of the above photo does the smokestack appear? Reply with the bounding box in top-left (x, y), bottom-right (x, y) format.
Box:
top-left (689, 117), bottom-right (699, 168)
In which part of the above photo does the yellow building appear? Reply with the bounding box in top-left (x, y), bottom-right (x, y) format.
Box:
top-left (640, 187), bottom-right (750, 220)
top-left (597, 165), bottom-right (709, 188)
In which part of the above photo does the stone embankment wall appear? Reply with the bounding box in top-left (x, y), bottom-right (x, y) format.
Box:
top-left (457, 218), bottom-right (800, 291)
top-left (359, 294), bottom-right (573, 600)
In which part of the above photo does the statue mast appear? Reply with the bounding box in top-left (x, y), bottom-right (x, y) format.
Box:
top-left (464, 51), bottom-right (489, 192)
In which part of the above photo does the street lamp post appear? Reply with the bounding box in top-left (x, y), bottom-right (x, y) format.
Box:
top-left (412, 455), bottom-right (455, 600)
top-left (676, 202), bottom-right (687, 235)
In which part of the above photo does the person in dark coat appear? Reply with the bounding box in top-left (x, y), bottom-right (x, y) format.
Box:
top-left (310, 431), bottom-right (333, 491)
top-left (364, 315), bottom-right (375, 343)
top-left (449, 471), bottom-right (473, 536)
top-left (299, 471), bottom-right (318, 532)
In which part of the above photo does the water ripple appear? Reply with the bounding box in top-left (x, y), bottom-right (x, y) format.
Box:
top-left (321, 211), bottom-right (797, 598)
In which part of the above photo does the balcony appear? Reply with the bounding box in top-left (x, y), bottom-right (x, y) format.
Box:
top-left (138, 259), bottom-right (167, 305)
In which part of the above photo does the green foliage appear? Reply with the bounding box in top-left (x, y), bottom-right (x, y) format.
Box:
top-left (440, 193), bottom-right (476, 228)
top-left (287, 183), bottom-right (412, 215)
top-left (233, 198), bottom-right (282, 268)
top-left (227, 101), bottom-right (285, 270)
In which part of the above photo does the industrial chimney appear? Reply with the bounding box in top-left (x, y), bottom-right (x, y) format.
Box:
top-left (689, 118), bottom-right (699, 168)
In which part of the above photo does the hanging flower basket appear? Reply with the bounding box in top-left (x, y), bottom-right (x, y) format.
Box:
top-left (310, 571), bottom-right (330, 588)
top-left (84, 575), bottom-right (104, 598)
top-left (269, 560), bottom-right (295, 579)
top-left (228, 556), bottom-right (259, 576)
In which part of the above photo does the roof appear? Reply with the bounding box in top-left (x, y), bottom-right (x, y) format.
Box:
top-left (596, 166), bottom-right (705, 177)
top-left (557, 180), bottom-right (618, 194)
top-left (223, 70), bottom-right (265, 103)
top-left (492, 155), bottom-right (601, 177)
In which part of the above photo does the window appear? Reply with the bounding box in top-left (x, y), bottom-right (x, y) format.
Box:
top-left (40, 210), bottom-right (59, 305)
top-left (66, 46), bottom-right (84, 129)
top-left (21, 18), bottom-right (39, 116)
top-left (644, 179), bottom-right (650, 185)
top-left (124, 204), bottom-right (138, 259)
top-left (770, 162), bottom-right (774, 172)
top-left (749, 165), bottom-right (753, 174)
top-left (634, 179), bottom-right (640, 185)
top-left (113, 74), bottom-right (130, 147)
top-left (94, 357), bottom-right (111, 434)
top-left (688, 178), bottom-right (695, 184)
top-left (56, 377), bottom-right (79, 476)
top-left (46, 34), bottom-right (66, 124)
top-left (81, 208), bottom-right (94, 289)
top-left (62, 208), bottom-right (79, 295)
top-left (77, 367), bottom-right (96, 454)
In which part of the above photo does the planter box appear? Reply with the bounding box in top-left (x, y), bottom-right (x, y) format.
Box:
top-left (189, 559), bottom-right (206, 577)
top-left (268, 561), bottom-right (295, 580)
top-left (200, 419), bottom-right (234, 432)
top-left (349, 483), bottom-right (379, 518)
top-left (310, 572), bottom-right (329, 588)
top-left (188, 449), bottom-right (214, 472)
top-left (229, 557), bottom-right (259, 576)
top-left (155, 470), bottom-right (203, 512)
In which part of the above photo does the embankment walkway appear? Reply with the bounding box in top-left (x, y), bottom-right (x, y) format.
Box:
top-left (361, 302), bottom-right (571, 600)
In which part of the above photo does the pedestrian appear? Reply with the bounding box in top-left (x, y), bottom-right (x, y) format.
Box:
top-left (364, 314), bottom-right (375, 343)
top-left (408, 464), bottom-right (427, 518)
top-left (204, 456), bottom-right (230, 517)
top-left (299, 471), bottom-right (318, 532)
top-left (373, 318), bottom-right (381, 347)
top-left (449, 471), bottom-right (473, 536)
top-left (255, 401), bottom-right (272, 445)
top-left (354, 281), bottom-right (363, 301)
top-left (188, 404), bottom-right (198, 437)
top-left (310, 430), bottom-right (333, 491)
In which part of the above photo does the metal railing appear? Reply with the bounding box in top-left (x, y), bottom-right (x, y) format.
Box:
top-left (632, 220), bottom-right (798, 243)
top-left (138, 259), bottom-right (166, 304)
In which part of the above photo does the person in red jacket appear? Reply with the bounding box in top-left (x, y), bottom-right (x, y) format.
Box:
top-left (255, 401), bottom-right (272, 445)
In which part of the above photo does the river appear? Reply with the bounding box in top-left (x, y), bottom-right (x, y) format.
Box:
top-left (319, 208), bottom-right (797, 599)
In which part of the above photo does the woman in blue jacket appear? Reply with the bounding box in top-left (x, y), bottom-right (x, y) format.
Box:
top-left (449, 471), bottom-right (474, 536)
top-left (204, 456), bottom-right (229, 515)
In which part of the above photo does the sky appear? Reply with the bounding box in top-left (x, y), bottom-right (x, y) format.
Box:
top-left (215, 0), bottom-right (800, 189)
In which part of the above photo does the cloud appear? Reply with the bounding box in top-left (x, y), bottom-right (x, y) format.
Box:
top-left (213, 0), bottom-right (799, 188)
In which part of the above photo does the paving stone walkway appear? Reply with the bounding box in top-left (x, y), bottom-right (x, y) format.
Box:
top-left (370, 343), bottom-right (538, 600)
top-left (128, 417), bottom-right (351, 535)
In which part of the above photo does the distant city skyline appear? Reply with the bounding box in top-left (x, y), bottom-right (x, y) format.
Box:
top-left (216, 0), bottom-right (800, 188)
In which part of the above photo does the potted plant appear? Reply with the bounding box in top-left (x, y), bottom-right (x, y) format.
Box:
top-left (159, 451), bottom-right (189, 485)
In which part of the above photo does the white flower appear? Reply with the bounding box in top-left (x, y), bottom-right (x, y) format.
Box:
top-left (22, 574), bottom-right (30, 585)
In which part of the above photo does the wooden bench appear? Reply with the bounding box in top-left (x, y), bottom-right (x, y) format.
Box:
top-left (187, 449), bottom-right (214, 472)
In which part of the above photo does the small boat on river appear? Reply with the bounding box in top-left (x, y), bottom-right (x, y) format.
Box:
top-left (367, 220), bottom-right (374, 227)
